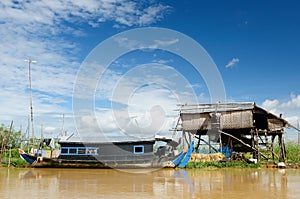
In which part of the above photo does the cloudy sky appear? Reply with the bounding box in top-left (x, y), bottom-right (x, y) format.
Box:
top-left (1, 0), bottom-right (299, 140)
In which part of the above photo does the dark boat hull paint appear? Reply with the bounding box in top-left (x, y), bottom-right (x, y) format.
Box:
top-left (19, 149), bottom-right (177, 168)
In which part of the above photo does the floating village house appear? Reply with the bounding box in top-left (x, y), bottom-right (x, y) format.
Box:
top-left (175, 102), bottom-right (290, 163)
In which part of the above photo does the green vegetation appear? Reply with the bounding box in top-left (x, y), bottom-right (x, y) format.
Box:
top-left (0, 124), bottom-right (27, 167)
top-left (187, 141), bottom-right (300, 169)
top-left (186, 161), bottom-right (262, 169)
top-left (1, 148), bottom-right (28, 167)
top-left (0, 124), bottom-right (21, 150)
top-left (276, 141), bottom-right (300, 165)
top-left (1, 123), bottom-right (61, 167)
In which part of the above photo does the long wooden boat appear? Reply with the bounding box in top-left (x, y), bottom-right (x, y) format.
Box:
top-left (19, 136), bottom-right (184, 169)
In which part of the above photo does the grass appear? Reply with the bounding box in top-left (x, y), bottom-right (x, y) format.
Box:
top-left (186, 161), bottom-right (261, 169)
top-left (187, 142), bottom-right (300, 169)
top-left (257, 141), bottom-right (300, 164)
top-left (282, 142), bottom-right (300, 164)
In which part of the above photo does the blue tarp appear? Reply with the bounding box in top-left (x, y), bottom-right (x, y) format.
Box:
top-left (220, 145), bottom-right (231, 158)
top-left (178, 140), bottom-right (194, 168)
top-left (172, 151), bottom-right (187, 167)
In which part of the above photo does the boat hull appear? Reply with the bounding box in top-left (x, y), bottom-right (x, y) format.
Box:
top-left (19, 149), bottom-right (176, 168)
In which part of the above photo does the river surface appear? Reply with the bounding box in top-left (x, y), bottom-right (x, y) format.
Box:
top-left (1, 167), bottom-right (300, 199)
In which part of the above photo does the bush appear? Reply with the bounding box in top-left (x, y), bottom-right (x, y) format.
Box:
top-left (1, 148), bottom-right (28, 167)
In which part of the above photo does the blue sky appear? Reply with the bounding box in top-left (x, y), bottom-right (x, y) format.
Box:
top-left (0, 0), bottom-right (299, 140)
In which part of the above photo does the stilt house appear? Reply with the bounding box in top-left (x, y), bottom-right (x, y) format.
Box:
top-left (176, 102), bottom-right (290, 162)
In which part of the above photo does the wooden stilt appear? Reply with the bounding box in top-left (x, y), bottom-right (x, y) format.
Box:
top-left (250, 129), bottom-right (255, 158)
top-left (265, 130), bottom-right (270, 162)
top-left (271, 135), bottom-right (276, 163)
top-left (278, 134), bottom-right (286, 162)
top-left (256, 129), bottom-right (260, 161)
top-left (195, 134), bottom-right (201, 151)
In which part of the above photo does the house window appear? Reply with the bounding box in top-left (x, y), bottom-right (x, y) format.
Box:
top-left (134, 145), bottom-right (144, 154)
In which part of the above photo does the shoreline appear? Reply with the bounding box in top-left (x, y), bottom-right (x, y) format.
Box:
top-left (2, 162), bottom-right (300, 169)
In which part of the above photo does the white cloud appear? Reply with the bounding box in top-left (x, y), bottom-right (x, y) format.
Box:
top-left (138, 4), bottom-right (170, 25)
top-left (0, 0), bottom-right (169, 29)
top-left (281, 93), bottom-right (300, 109)
top-left (226, 58), bottom-right (240, 68)
top-left (78, 63), bottom-right (200, 138)
top-left (114, 36), bottom-right (179, 50)
top-left (152, 59), bottom-right (174, 64)
top-left (261, 94), bottom-right (300, 141)
top-left (154, 38), bottom-right (179, 47)
top-left (261, 99), bottom-right (280, 114)
top-left (0, 0), bottom-right (171, 137)
top-left (261, 94), bottom-right (300, 120)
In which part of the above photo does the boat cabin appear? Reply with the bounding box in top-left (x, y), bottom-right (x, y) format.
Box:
top-left (58, 137), bottom-right (156, 164)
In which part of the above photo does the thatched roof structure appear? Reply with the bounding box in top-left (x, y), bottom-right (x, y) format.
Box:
top-left (179, 102), bottom-right (289, 134)
top-left (177, 102), bottom-right (290, 162)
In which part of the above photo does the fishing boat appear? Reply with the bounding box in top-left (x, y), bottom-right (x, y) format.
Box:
top-left (18, 134), bottom-right (189, 169)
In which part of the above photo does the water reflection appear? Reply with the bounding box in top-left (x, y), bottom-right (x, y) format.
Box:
top-left (0, 168), bottom-right (299, 199)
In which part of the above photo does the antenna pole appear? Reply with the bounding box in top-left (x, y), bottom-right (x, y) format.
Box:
top-left (25, 59), bottom-right (36, 145)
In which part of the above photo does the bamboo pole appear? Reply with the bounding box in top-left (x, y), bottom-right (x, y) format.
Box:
top-left (20, 124), bottom-right (23, 149)
top-left (61, 114), bottom-right (65, 136)
top-left (8, 121), bottom-right (13, 167)
top-left (41, 124), bottom-right (43, 140)
top-left (27, 116), bottom-right (30, 153)
top-left (8, 145), bottom-right (11, 167)
top-left (298, 120), bottom-right (300, 156)
top-left (219, 130), bottom-right (268, 160)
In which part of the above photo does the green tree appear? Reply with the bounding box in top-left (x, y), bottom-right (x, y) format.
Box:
top-left (0, 123), bottom-right (21, 163)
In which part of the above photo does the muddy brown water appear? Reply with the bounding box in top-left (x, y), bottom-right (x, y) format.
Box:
top-left (1, 167), bottom-right (299, 199)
